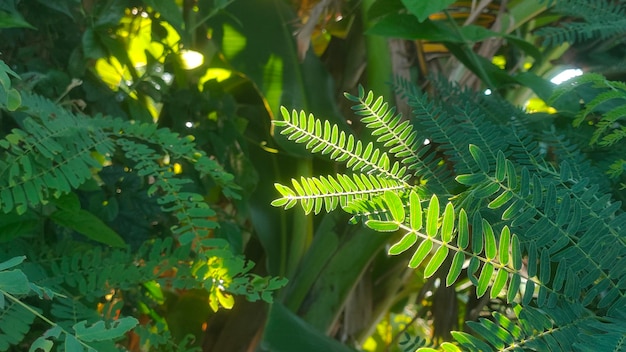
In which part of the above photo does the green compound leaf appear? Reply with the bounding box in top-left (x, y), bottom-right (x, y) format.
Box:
top-left (409, 240), bottom-right (433, 268)
top-left (389, 232), bottom-right (418, 255)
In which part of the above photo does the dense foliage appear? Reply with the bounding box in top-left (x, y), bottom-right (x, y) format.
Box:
top-left (1, 0), bottom-right (626, 351)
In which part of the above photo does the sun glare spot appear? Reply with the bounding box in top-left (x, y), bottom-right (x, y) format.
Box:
top-left (551, 68), bottom-right (583, 85)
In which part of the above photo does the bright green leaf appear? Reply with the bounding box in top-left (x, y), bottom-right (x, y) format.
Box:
top-left (441, 202), bottom-right (455, 243)
top-left (366, 220), bottom-right (400, 232)
top-left (458, 209), bottom-right (469, 249)
top-left (384, 190), bottom-right (405, 223)
top-left (426, 195), bottom-right (440, 237)
top-left (389, 232), bottom-right (418, 255)
top-left (498, 227), bottom-right (511, 266)
top-left (409, 240), bottom-right (433, 268)
top-left (409, 191), bottom-right (422, 230)
top-left (424, 246), bottom-right (449, 278)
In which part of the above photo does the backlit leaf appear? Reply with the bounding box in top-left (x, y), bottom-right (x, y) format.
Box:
top-left (424, 246), bottom-right (449, 278)
top-left (384, 190), bottom-right (405, 223)
top-left (426, 195), bottom-right (440, 237)
top-left (389, 232), bottom-right (418, 255)
top-left (499, 226), bottom-right (511, 265)
top-left (410, 191), bottom-right (422, 230)
top-left (366, 220), bottom-right (400, 232)
top-left (458, 209), bottom-right (469, 249)
top-left (447, 251), bottom-right (465, 286)
top-left (441, 202), bottom-right (455, 243)
top-left (409, 240), bottom-right (433, 268)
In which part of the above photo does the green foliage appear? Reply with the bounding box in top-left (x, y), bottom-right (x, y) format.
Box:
top-left (272, 81), bottom-right (626, 350)
top-left (0, 61), bottom-right (286, 350)
top-left (537, 0), bottom-right (626, 47)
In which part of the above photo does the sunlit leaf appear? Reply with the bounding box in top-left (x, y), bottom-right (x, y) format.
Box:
top-left (447, 251), bottom-right (465, 286)
top-left (469, 144), bottom-right (489, 173)
top-left (410, 191), bottom-right (422, 230)
top-left (366, 220), bottom-right (400, 232)
top-left (389, 232), bottom-right (418, 255)
top-left (384, 190), bottom-right (405, 223)
top-left (441, 202), bottom-right (455, 243)
top-left (426, 195), bottom-right (439, 237)
top-left (409, 240), bottom-right (433, 268)
top-left (424, 246), bottom-right (448, 278)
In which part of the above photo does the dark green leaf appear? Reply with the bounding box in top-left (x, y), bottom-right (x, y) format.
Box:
top-left (50, 209), bottom-right (126, 248)
top-left (0, 269), bottom-right (30, 294)
top-left (73, 317), bottom-right (139, 342)
top-left (477, 263), bottom-right (494, 297)
top-left (401, 0), bottom-right (456, 22)
top-left (469, 144), bottom-right (489, 173)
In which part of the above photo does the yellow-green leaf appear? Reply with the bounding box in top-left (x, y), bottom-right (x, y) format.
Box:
top-left (409, 240), bottom-right (433, 268)
top-left (499, 226), bottom-right (511, 265)
top-left (409, 191), bottom-right (422, 230)
top-left (426, 195), bottom-right (439, 237)
top-left (366, 220), bottom-right (399, 232)
top-left (388, 232), bottom-right (418, 255)
top-left (458, 209), bottom-right (469, 249)
top-left (384, 190), bottom-right (405, 223)
top-left (441, 202), bottom-right (455, 243)
top-left (425, 246), bottom-right (449, 278)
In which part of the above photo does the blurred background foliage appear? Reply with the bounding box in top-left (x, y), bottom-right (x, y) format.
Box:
top-left (1, 0), bottom-right (625, 351)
